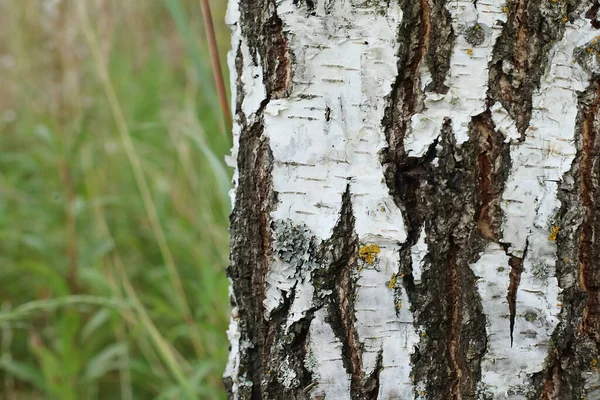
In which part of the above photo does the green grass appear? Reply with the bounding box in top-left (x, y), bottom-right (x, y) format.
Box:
top-left (0, 1), bottom-right (231, 398)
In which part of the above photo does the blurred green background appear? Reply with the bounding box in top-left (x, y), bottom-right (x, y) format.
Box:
top-left (0, 0), bottom-right (231, 398)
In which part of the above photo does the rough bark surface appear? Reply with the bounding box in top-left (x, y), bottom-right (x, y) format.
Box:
top-left (225, 0), bottom-right (600, 398)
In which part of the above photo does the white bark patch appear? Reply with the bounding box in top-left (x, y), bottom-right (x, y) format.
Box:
top-left (490, 102), bottom-right (520, 143)
top-left (584, 371), bottom-right (600, 400)
top-left (225, 0), bottom-right (242, 208)
top-left (470, 244), bottom-right (513, 396)
top-left (263, 257), bottom-right (302, 316)
top-left (405, 0), bottom-right (506, 156)
top-left (471, 243), bottom-right (558, 398)
top-left (306, 308), bottom-right (351, 399)
top-left (355, 243), bottom-right (418, 399)
top-left (259, 1), bottom-right (418, 397)
top-left (474, 14), bottom-right (594, 397)
top-left (285, 280), bottom-right (315, 329)
top-left (410, 226), bottom-right (427, 284)
top-left (501, 16), bottom-right (592, 257)
top-left (240, 42), bottom-right (266, 123)
top-left (266, 0), bottom-right (405, 242)
top-left (224, 285), bottom-right (242, 398)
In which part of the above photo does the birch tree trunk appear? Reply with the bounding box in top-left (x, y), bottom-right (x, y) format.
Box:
top-left (223, 0), bottom-right (600, 398)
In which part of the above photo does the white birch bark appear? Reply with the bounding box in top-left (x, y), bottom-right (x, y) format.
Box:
top-left (225, 0), bottom-right (600, 399)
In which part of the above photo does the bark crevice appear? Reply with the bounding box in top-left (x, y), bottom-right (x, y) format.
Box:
top-left (507, 247), bottom-right (526, 347)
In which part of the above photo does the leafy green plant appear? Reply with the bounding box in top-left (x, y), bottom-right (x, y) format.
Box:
top-left (0, 0), bottom-right (231, 398)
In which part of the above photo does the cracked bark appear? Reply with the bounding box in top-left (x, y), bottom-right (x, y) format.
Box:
top-left (226, 0), bottom-right (600, 399)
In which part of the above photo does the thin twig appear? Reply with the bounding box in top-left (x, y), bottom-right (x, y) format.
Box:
top-left (199, 0), bottom-right (232, 134)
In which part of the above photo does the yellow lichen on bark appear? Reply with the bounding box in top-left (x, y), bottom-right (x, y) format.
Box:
top-left (359, 244), bottom-right (380, 264)
top-left (548, 226), bottom-right (560, 241)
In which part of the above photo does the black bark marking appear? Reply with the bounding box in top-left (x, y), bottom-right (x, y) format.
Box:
top-left (586, 0), bottom-right (600, 29)
top-left (240, 1), bottom-right (292, 99)
top-left (425, 0), bottom-right (454, 93)
top-left (472, 112), bottom-right (511, 242)
top-left (293, 0), bottom-right (316, 13)
top-left (226, 113), bottom-right (277, 399)
top-left (447, 239), bottom-right (464, 399)
top-left (579, 81), bottom-right (600, 344)
top-left (316, 187), bottom-right (363, 398)
top-left (381, 0), bottom-right (442, 228)
top-left (507, 243), bottom-right (527, 347)
top-left (488, 0), bottom-right (581, 136)
top-left (384, 117), bottom-right (489, 398)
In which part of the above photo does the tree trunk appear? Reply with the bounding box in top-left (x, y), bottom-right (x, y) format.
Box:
top-left (224, 0), bottom-right (600, 398)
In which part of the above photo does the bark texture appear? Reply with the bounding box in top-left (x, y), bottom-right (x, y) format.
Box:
top-left (225, 0), bottom-right (600, 398)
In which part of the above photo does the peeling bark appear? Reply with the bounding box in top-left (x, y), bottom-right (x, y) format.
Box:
top-left (226, 0), bottom-right (600, 399)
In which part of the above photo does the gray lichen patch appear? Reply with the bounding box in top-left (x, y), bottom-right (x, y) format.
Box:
top-left (524, 310), bottom-right (539, 323)
top-left (464, 23), bottom-right (486, 47)
top-left (530, 258), bottom-right (551, 281)
top-left (263, 219), bottom-right (320, 317)
top-left (272, 218), bottom-right (318, 277)
top-left (277, 356), bottom-right (300, 388)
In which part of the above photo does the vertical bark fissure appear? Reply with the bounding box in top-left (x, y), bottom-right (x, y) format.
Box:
top-left (227, 114), bottom-right (277, 399)
top-left (239, 1), bottom-right (292, 100)
top-left (387, 116), bottom-right (488, 397)
top-left (426, 125), bottom-right (489, 399)
top-left (507, 246), bottom-right (527, 347)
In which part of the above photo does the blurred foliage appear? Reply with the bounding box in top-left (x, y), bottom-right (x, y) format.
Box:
top-left (0, 0), bottom-right (231, 398)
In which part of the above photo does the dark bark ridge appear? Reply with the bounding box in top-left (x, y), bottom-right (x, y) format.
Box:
top-left (226, 1), bottom-right (293, 398)
top-left (225, 29), bottom-right (277, 396)
top-left (402, 123), bottom-right (488, 400)
top-left (380, 0), bottom-right (503, 397)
